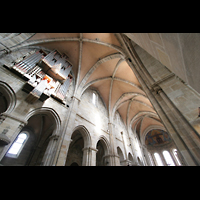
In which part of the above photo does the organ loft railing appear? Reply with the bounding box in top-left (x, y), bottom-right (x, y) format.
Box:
top-left (6, 49), bottom-right (73, 105)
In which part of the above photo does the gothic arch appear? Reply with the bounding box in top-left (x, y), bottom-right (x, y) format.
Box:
top-left (117, 146), bottom-right (125, 165)
top-left (95, 135), bottom-right (110, 155)
top-left (0, 107), bottom-right (61, 166)
top-left (25, 107), bottom-right (61, 136)
top-left (128, 152), bottom-right (134, 166)
top-left (72, 125), bottom-right (91, 148)
top-left (0, 81), bottom-right (16, 114)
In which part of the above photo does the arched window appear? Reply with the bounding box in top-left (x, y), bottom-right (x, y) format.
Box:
top-left (163, 150), bottom-right (175, 166)
top-left (172, 149), bottom-right (181, 165)
top-left (154, 152), bottom-right (163, 166)
top-left (7, 132), bottom-right (28, 158)
top-left (92, 92), bottom-right (97, 106)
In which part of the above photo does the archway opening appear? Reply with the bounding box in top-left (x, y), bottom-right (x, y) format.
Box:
top-left (1, 111), bottom-right (57, 166)
top-left (96, 138), bottom-right (109, 166)
top-left (70, 162), bottom-right (79, 166)
top-left (0, 81), bottom-right (16, 114)
top-left (65, 130), bottom-right (84, 166)
top-left (117, 147), bottom-right (124, 166)
top-left (128, 153), bottom-right (134, 166)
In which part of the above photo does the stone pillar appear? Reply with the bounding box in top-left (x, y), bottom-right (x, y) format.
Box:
top-left (82, 147), bottom-right (98, 166)
top-left (108, 122), bottom-right (120, 166)
top-left (56, 96), bottom-right (80, 166)
top-left (159, 151), bottom-right (167, 166)
top-left (153, 86), bottom-right (200, 165)
top-left (42, 134), bottom-right (59, 166)
top-left (82, 147), bottom-right (90, 166)
top-left (90, 147), bottom-right (98, 166)
top-left (121, 131), bottom-right (128, 161)
top-left (116, 33), bottom-right (199, 165)
top-left (143, 146), bottom-right (152, 166)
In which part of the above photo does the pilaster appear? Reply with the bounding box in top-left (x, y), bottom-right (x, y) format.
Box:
top-left (108, 122), bottom-right (120, 166)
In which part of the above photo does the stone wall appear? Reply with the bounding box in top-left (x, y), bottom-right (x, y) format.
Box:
top-left (0, 47), bottom-right (145, 166)
top-left (134, 44), bottom-right (200, 134)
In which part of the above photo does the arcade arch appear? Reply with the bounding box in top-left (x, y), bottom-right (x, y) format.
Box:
top-left (0, 107), bottom-right (61, 166)
top-left (96, 136), bottom-right (110, 166)
top-left (65, 125), bottom-right (91, 166)
top-left (0, 81), bottom-right (16, 115)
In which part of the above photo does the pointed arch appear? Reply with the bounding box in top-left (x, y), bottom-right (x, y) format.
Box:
top-left (95, 135), bottom-right (110, 155)
top-left (0, 81), bottom-right (16, 114)
top-left (72, 125), bottom-right (91, 148)
top-left (128, 152), bottom-right (134, 166)
top-left (117, 146), bottom-right (125, 165)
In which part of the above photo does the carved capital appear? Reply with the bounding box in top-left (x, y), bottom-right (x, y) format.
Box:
top-left (151, 85), bottom-right (163, 94)
top-left (49, 134), bottom-right (59, 141)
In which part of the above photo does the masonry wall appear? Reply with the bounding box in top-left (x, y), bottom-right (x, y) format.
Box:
top-left (0, 47), bottom-right (145, 166)
top-left (0, 47), bottom-right (73, 165)
top-left (134, 44), bottom-right (200, 135)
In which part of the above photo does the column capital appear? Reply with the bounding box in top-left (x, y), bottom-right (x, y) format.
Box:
top-left (104, 154), bottom-right (120, 159)
top-left (82, 147), bottom-right (98, 152)
top-left (151, 85), bottom-right (163, 94)
top-left (49, 134), bottom-right (59, 141)
top-left (71, 95), bottom-right (81, 102)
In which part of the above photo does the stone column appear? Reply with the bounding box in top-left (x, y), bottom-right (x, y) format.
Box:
top-left (82, 147), bottom-right (98, 166)
top-left (90, 147), bottom-right (98, 166)
top-left (56, 96), bottom-right (80, 166)
top-left (108, 122), bottom-right (120, 166)
top-left (116, 33), bottom-right (199, 165)
top-left (82, 147), bottom-right (90, 166)
top-left (42, 134), bottom-right (59, 166)
top-left (143, 145), bottom-right (152, 166)
top-left (153, 86), bottom-right (200, 165)
top-left (120, 131), bottom-right (129, 166)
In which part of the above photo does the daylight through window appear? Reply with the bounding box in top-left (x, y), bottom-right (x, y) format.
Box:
top-left (163, 150), bottom-right (175, 166)
top-left (154, 152), bottom-right (163, 166)
top-left (7, 133), bottom-right (28, 156)
top-left (92, 92), bottom-right (96, 106)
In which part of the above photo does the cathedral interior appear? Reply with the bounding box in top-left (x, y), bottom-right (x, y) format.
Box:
top-left (0, 33), bottom-right (200, 166)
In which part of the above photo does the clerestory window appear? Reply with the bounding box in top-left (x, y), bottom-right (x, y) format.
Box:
top-left (7, 132), bottom-right (28, 158)
top-left (163, 150), bottom-right (175, 166)
top-left (154, 152), bottom-right (163, 166)
top-left (92, 92), bottom-right (97, 106)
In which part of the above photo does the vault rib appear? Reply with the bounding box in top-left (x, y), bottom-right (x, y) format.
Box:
top-left (8, 37), bottom-right (124, 56)
top-left (74, 34), bottom-right (82, 95)
top-left (108, 58), bottom-right (124, 119)
top-left (130, 111), bottom-right (160, 130)
top-left (78, 53), bottom-right (123, 91)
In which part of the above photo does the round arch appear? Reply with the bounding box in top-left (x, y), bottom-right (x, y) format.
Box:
top-left (71, 125), bottom-right (92, 148)
top-left (25, 107), bottom-right (61, 136)
top-left (117, 146), bottom-right (125, 165)
top-left (95, 135), bottom-right (110, 155)
top-left (0, 81), bottom-right (16, 114)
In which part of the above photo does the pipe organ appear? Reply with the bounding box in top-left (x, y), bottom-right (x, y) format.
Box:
top-left (10, 49), bottom-right (73, 104)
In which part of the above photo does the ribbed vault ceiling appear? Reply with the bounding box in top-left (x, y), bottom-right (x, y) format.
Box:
top-left (0, 33), bottom-right (165, 137)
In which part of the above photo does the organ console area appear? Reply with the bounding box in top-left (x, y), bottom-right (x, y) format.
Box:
top-left (6, 49), bottom-right (73, 105)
